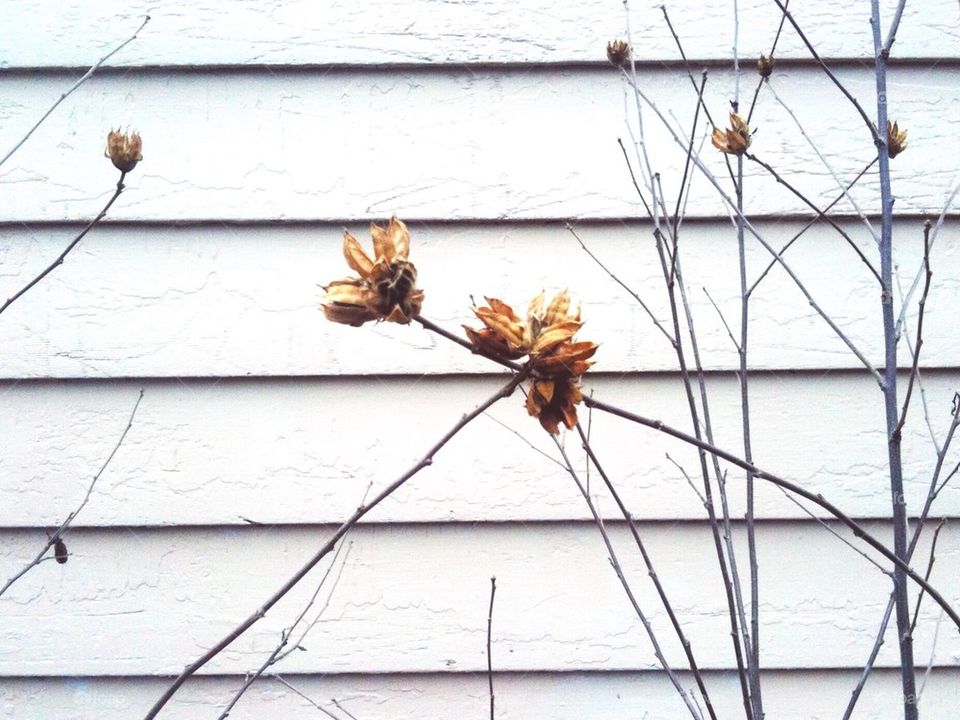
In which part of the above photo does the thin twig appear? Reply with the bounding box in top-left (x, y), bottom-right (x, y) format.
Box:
top-left (216, 539), bottom-right (354, 718)
top-left (665, 453), bottom-right (707, 506)
top-left (552, 435), bottom-right (703, 720)
top-left (487, 576), bottom-right (497, 720)
top-left (580, 394), bottom-right (960, 631)
top-left (747, 159), bottom-right (877, 295)
top-left (897, 175), bottom-right (960, 335)
top-left (565, 223), bottom-right (674, 346)
top-left (272, 676), bottom-right (343, 719)
top-left (883, 0), bottom-right (909, 55)
top-left (770, 0), bottom-right (880, 145)
top-left (747, 0), bottom-right (790, 122)
top-left (893, 221), bottom-right (933, 442)
top-left (576, 424), bottom-right (718, 720)
top-left (0, 16), bottom-right (150, 169)
top-left (330, 699), bottom-right (359, 720)
top-left (0, 172), bottom-right (128, 316)
top-left (765, 83), bottom-right (879, 243)
top-left (142, 372), bottom-right (529, 719)
top-left (844, 402), bottom-right (960, 718)
top-left (619, 72), bottom-right (884, 386)
top-left (744, 151), bottom-right (881, 284)
top-left (0, 389), bottom-right (144, 598)
top-left (910, 519), bottom-right (947, 634)
top-left (702, 288), bottom-right (739, 352)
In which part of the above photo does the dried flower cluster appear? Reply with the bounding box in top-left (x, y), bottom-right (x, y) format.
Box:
top-left (606, 39), bottom-right (631, 67)
top-left (712, 112), bottom-right (752, 155)
top-left (466, 292), bottom-right (598, 434)
top-left (321, 217), bottom-right (424, 326)
top-left (757, 54), bottom-right (775, 78)
top-left (105, 129), bottom-right (143, 172)
top-left (887, 120), bottom-right (908, 158)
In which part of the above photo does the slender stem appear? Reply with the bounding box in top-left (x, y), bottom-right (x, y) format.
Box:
top-left (0, 16), bottom-right (150, 169)
top-left (487, 576), bottom-right (497, 720)
top-left (216, 540), bottom-right (353, 718)
top-left (747, 159), bottom-right (877, 295)
top-left (883, 0), bottom-right (909, 55)
top-left (565, 223), bottom-right (674, 346)
top-left (552, 436), bottom-right (703, 720)
top-left (142, 372), bottom-right (528, 719)
top-left (747, 0), bottom-right (790, 122)
top-left (620, 72), bottom-right (885, 386)
top-left (0, 389), bottom-right (144, 598)
top-left (870, 2), bottom-right (918, 715)
top-left (575, 423), bottom-right (718, 720)
top-left (910, 519), bottom-right (947, 635)
top-left (770, 0), bottom-right (880, 145)
top-left (893, 222), bottom-right (933, 441)
top-left (744, 152), bottom-right (881, 284)
top-left (844, 403), bottom-right (960, 719)
top-left (580, 394), bottom-right (960, 632)
top-left (652, 219), bottom-right (755, 719)
top-left (0, 172), bottom-right (127, 316)
top-left (737, 149), bottom-right (763, 720)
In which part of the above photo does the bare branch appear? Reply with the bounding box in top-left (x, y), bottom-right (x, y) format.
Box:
top-left (0, 172), bottom-right (128, 317)
top-left (0, 389), bottom-right (144, 598)
top-left (487, 576), bottom-right (497, 720)
top-left (580, 394), bottom-right (960, 631)
top-left (0, 16), bottom-right (150, 169)
top-left (143, 372), bottom-right (529, 719)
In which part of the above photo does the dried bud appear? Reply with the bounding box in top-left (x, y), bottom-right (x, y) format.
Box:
top-left (711, 112), bottom-right (752, 155)
top-left (606, 39), bottom-right (631, 68)
top-left (105, 129), bottom-right (143, 172)
top-left (757, 54), bottom-right (774, 78)
top-left (54, 538), bottom-right (69, 565)
top-left (887, 120), bottom-right (908, 159)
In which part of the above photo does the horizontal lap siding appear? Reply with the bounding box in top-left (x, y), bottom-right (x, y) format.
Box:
top-left (2, 0), bottom-right (957, 65)
top-left (3, 2), bottom-right (958, 717)
top-left (1, 67), bottom-right (958, 221)
top-left (6, 670), bottom-right (960, 720)
top-left (2, 373), bottom-right (959, 526)
top-left (1, 220), bottom-right (957, 377)
top-left (1, 522), bottom-right (958, 675)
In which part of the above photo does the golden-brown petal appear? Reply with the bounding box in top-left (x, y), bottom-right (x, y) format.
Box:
top-left (527, 291), bottom-right (545, 321)
top-left (543, 291), bottom-right (570, 326)
top-left (342, 232), bottom-right (375, 277)
top-left (532, 320), bottom-right (582, 354)
top-left (475, 308), bottom-right (526, 349)
top-left (370, 221), bottom-right (396, 263)
top-left (387, 216), bottom-right (411, 260)
top-left (486, 298), bottom-right (522, 323)
top-left (534, 379), bottom-right (555, 403)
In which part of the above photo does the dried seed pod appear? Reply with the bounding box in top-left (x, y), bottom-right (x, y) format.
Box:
top-left (104, 129), bottom-right (143, 172)
top-left (887, 120), bottom-right (908, 158)
top-left (757, 54), bottom-right (775, 78)
top-left (606, 39), bottom-right (630, 68)
top-left (54, 538), bottom-right (69, 565)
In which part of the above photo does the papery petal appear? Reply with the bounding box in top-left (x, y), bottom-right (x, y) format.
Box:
top-left (543, 291), bottom-right (570, 326)
top-left (532, 320), bottom-right (582, 354)
top-left (370, 221), bottom-right (396, 263)
top-left (486, 298), bottom-right (522, 323)
top-left (527, 290), bottom-right (545, 321)
top-left (387, 216), bottom-right (411, 259)
top-left (534, 380), bottom-right (555, 403)
top-left (343, 232), bottom-right (374, 277)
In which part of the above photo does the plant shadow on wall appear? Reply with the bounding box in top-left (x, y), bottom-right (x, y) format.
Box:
top-left (2, 4), bottom-right (959, 720)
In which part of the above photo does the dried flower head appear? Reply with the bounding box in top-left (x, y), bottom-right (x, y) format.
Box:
top-left (104, 129), bottom-right (143, 172)
top-left (465, 291), bottom-right (598, 434)
top-left (321, 216), bottom-right (424, 326)
top-left (711, 113), bottom-right (751, 155)
top-left (606, 39), bottom-right (631, 68)
top-left (757, 54), bottom-right (775, 78)
top-left (887, 120), bottom-right (908, 159)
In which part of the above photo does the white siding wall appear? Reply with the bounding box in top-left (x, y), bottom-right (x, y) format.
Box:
top-left (1, 2), bottom-right (958, 719)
